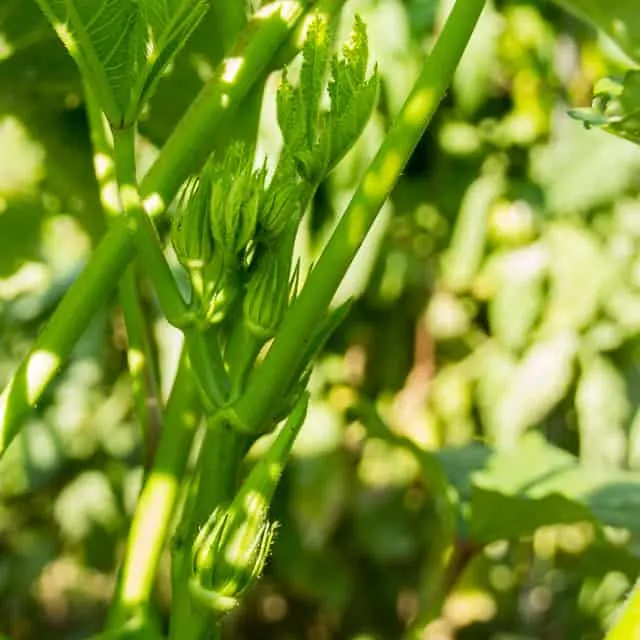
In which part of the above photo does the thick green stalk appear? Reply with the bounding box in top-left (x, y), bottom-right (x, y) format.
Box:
top-left (232, 0), bottom-right (487, 434)
top-left (211, 0), bottom-right (248, 53)
top-left (0, 0), bottom-right (322, 459)
top-left (108, 352), bottom-right (201, 629)
top-left (142, 0), bottom-right (313, 212)
top-left (605, 578), bottom-right (640, 640)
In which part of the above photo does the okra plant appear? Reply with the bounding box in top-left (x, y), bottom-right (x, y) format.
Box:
top-left (3, 0), bottom-right (640, 638)
top-left (0, 0), bottom-right (484, 638)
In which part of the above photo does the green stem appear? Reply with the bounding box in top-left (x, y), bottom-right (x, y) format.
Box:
top-left (184, 326), bottom-right (229, 410)
top-left (112, 126), bottom-right (191, 328)
top-left (224, 322), bottom-right (262, 400)
top-left (119, 268), bottom-right (164, 468)
top-left (86, 84), bottom-right (163, 467)
top-left (0, 0), bottom-right (318, 458)
top-left (112, 125), bottom-right (230, 411)
top-left (108, 352), bottom-right (201, 629)
top-left (211, 0), bottom-right (248, 53)
top-left (0, 216), bottom-right (133, 451)
top-left (232, 0), bottom-right (486, 434)
top-left (142, 0), bottom-right (313, 211)
top-left (605, 577), bottom-right (640, 640)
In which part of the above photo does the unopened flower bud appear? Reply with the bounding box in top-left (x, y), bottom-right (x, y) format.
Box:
top-left (189, 396), bottom-right (308, 617)
top-left (259, 181), bottom-right (302, 240)
top-left (243, 248), bottom-right (290, 339)
top-left (171, 175), bottom-right (214, 270)
top-left (202, 251), bottom-right (241, 325)
top-left (190, 501), bottom-right (277, 616)
top-left (209, 145), bottom-right (265, 258)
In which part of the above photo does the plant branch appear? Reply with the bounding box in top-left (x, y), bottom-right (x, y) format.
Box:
top-left (233, 0), bottom-right (487, 434)
top-left (108, 352), bottom-right (201, 629)
top-left (169, 421), bottom-right (250, 640)
top-left (85, 84), bottom-right (163, 467)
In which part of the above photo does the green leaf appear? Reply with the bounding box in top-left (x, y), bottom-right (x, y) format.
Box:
top-left (434, 433), bottom-right (640, 543)
top-left (276, 69), bottom-right (309, 166)
top-left (570, 71), bottom-right (640, 147)
top-left (474, 341), bottom-right (518, 443)
top-left (277, 14), bottom-right (378, 183)
top-left (327, 15), bottom-right (379, 170)
top-left (442, 165), bottom-right (504, 292)
top-left (33, 0), bottom-right (140, 124)
top-left (131, 0), bottom-right (209, 125)
top-left (553, 0), bottom-right (640, 63)
top-left (531, 121), bottom-right (640, 214)
top-left (487, 244), bottom-right (547, 352)
top-left (490, 332), bottom-right (579, 448)
top-left (33, 0), bottom-right (207, 126)
top-left (300, 13), bottom-right (333, 149)
top-left (471, 433), bottom-right (640, 541)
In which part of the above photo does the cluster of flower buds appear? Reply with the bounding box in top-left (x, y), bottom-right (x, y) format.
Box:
top-left (170, 143), bottom-right (304, 330)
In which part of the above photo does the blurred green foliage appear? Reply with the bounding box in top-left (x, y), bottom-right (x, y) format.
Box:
top-left (1, 0), bottom-right (640, 638)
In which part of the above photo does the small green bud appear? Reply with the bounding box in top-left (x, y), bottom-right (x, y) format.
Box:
top-left (189, 396), bottom-right (309, 617)
top-left (190, 503), bottom-right (277, 616)
top-left (243, 248), bottom-right (290, 339)
top-left (171, 175), bottom-right (214, 270)
top-left (202, 251), bottom-right (241, 325)
top-left (259, 180), bottom-right (302, 240)
top-left (209, 144), bottom-right (265, 258)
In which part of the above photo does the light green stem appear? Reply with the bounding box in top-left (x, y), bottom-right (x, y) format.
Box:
top-left (142, 0), bottom-right (313, 211)
top-left (85, 84), bottom-right (163, 467)
top-left (118, 270), bottom-right (163, 468)
top-left (108, 352), bottom-right (201, 628)
top-left (112, 126), bottom-right (191, 328)
top-left (233, 0), bottom-right (487, 434)
top-left (0, 0), bottom-right (321, 458)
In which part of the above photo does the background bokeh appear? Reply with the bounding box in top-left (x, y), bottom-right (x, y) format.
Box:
top-left (1, 0), bottom-right (640, 638)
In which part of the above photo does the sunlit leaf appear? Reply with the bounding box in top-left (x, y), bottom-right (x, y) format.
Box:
top-left (33, 0), bottom-right (207, 126)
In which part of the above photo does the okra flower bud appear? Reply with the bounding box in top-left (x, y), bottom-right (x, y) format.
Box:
top-left (202, 251), bottom-right (241, 325)
top-left (209, 144), bottom-right (265, 258)
top-left (190, 503), bottom-right (277, 616)
top-left (259, 180), bottom-right (302, 240)
top-left (171, 175), bottom-right (214, 270)
top-left (243, 248), bottom-right (290, 339)
top-left (190, 396), bottom-right (309, 616)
